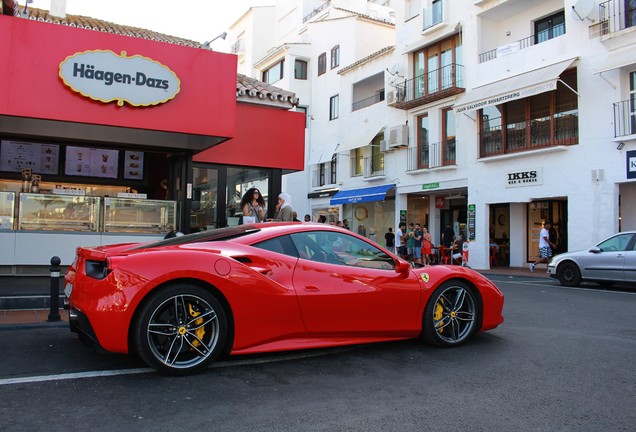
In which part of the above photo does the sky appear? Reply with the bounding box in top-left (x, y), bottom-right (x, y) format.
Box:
top-left (25, 0), bottom-right (272, 51)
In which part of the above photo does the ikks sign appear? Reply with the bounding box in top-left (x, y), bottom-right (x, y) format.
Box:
top-left (506, 168), bottom-right (543, 188)
top-left (59, 50), bottom-right (181, 107)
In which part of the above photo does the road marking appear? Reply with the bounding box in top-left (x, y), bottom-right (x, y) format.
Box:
top-left (0, 346), bottom-right (356, 386)
top-left (494, 279), bottom-right (636, 294)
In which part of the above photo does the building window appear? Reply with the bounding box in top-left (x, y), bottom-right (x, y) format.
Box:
top-left (295, 59), bottom-right (308, 80)
top-left (370, 134), bottom-right (384, 176)
top-left (417, 114), bottom-right (429, 169)
top-left (535, 11), bottom-right (565, 44)
top-left (424, 0), bottom-right (444, 29)
top-left (330, 154), bottom-right (337, 184)
top-left (479, 70), bottom-right (578, 157)
top-left (329, 95), bottom-right (339, 120)
top-left (262, 59), bottom-right (284, 85)
top-left (330, 45), bottom-right (340, 69)
top-left (318, 53), bottom-right (326, 76)
top-left (630, 71), bottom-right (636, 135)
top-left (412, 34), bottom-right (462, 99)
top-left (351, 148), bottom-right (363, 177)
top-left (442, 108), bottom-right (456, 166)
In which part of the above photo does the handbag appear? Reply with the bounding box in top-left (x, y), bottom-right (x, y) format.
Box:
top-left (242, 215), bottom-right (256, 224)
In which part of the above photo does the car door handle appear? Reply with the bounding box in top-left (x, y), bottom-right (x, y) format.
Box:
top-left (304, 285), bottom-right (320, 291)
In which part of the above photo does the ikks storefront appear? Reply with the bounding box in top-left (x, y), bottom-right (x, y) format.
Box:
top-left (0, 6), bottom-right (304, 274)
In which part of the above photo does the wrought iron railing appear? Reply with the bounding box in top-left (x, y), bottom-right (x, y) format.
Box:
top-left (479, 23), bottom-right (565, 63)
top-left (394, 64), bottom-right (463, 103)
top-left (350, 154), bottom-right (363, 177)
top-left (303, 1), bottom-right (330, 23)
top-left (599, 0), bottom-right (636, 35)
top-left (406, 142), bottom-right (455, 171)
top-left (363, 156), bottom-right (385, 178)
top-left (613, 99), bottom-right (636, 137)
top-left (352, 91), bottom-right (385, 111)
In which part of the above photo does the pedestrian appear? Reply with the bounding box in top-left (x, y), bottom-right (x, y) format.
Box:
top-left (273, 192), bottom-right (294, 221)
top-left (396, 222), bottom-right (407, 259)
top-left (442, 223), bottom-right (455, 248)
top-left (406, 222), bottom-right (415, 261)
top-left (304, 214), bottom-right (311, 222)
top-left (240, 187), bottom-right (266, 224)
top-left (412, 223), bottom-right (423, 264)
top-left (421, 226), bottom-right (433, 265)
top-left (384, 227), bottom-right (395, 253)
top-left (343, 219), bottom-right (351, 230)
top-left (452, 235), bottom-right (466, 265)
top-left (318, 215), bottom-right (327, 223)
top-left (292, 211), bottom-right (300, 222)
top-left (530, 220), bottom-right (557, 272)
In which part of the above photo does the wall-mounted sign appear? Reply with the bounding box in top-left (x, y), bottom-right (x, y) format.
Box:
top-left (0, 140), bottom-right (60, 174)
top-left (124, 151), bottom-right (144, 180)
top-left (435, 196), bottom-right (446, 208)
top-left (422, 182), bottom-right (440, 190)
top-left (65, 146), bottom-right (119, 179)
top-left (59, 50), bottom-right (181, 107)
top-left (627, 150), bottom-right (636, 179)
top-left (506, 168), bottom-right (543, 188)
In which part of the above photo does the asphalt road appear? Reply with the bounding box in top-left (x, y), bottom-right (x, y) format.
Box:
top-left (1, 275), bottom-right (634, 432)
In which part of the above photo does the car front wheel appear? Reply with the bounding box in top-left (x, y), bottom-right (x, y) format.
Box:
top-left (421, 281), bottom-right (479, 347)
top-left (134, 284), bottom-right (227, 375)
top-left (557, 262), bottom-right (581, 287)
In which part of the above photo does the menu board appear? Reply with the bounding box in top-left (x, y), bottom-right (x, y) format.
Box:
top-left (124, 151), bottom-right (144, 180)
top-left (0, 140), bottom-right (60, 174)
top-left (65, 146), bottom-right (119, 179)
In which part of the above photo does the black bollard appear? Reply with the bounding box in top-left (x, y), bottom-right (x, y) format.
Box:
top-left (47, 256), bottom-right (61, 322)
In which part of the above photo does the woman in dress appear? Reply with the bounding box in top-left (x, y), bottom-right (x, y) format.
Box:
top-left (421, 227), bottom-right (433, 265)
top-left (240, 187), bottom-right (266, 223)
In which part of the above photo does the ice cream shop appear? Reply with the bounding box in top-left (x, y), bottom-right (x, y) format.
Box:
top-left (0, 2), bottom-right (305, 275)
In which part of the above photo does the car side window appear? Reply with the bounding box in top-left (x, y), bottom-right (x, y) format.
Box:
top-left (597, 233), bottom-right (634, 252)
top-left (253, 235), bottom-right (298, 258)
top-left (290, 231), bottom-right (395, 270)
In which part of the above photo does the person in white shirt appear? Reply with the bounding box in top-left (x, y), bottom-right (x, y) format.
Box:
top-left (395, 222), bottom-right (407, 259)
top-left (530, 220), bottom-right (557, 272)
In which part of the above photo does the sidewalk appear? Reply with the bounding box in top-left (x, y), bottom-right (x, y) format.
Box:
top-left (0, 266), bottom-right (546, 327)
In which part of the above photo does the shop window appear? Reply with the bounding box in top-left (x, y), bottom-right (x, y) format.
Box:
top-left (318, 53), bottom-right (326, 76)
top-left (329, 94), bottom-right (339, 120)
top-left (262, 59), bottom-right (284, 85)
top-left (226, 167), bottom-right (270, 226)
top-left (330, 45), bottom-right (340, 69)
top-left (351, 148), bottom-right (363, 177)
top-left (295, 59), bottom-right (308, 80)
top-left (479, 70), bottom-right (578, 157)
top-left (535, 11), bottom-right (565, 44)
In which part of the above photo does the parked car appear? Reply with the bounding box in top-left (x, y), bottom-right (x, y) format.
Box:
top-left (547, 231), bottom-right (636, 287)
top-left (65, 222), bottom-right (504, 375)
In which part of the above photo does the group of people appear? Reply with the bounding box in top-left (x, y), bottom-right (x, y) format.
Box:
top-left (239, 187), bottom-right (295, 223)
top-left (385, 222), bottom-right (466, 266)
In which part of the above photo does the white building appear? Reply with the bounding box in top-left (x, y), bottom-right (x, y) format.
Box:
top-left (228, 0), bottom-right (636, 269)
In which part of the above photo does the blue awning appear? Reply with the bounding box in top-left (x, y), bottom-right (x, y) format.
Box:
top-left (330, 184), bottom-right (395, 205)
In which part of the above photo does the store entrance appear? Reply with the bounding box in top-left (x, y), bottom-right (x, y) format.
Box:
top-left (527, 199), bottom-right (568, 263)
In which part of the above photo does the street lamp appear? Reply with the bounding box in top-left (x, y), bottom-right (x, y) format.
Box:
top-left (203, 31), bottom-right (227, 49)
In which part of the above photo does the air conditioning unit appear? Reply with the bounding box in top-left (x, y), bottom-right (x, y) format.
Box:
top-left (388, 125), bottom-right (408, 148)
top-left (386, 90), bottom-right (397, 105)
top-left (380, 140), bottom-right (390, 152)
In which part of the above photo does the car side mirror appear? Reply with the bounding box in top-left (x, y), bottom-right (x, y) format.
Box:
top-left (589, 247), bottom-right (601, 253)
top-left (395, 259), bottom-right (411, 275)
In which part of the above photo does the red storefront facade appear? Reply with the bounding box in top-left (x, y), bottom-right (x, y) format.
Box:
top-left (0, 8), bottom-right (305, 274)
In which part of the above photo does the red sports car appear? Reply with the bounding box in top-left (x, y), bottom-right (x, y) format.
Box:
top-left (65, 223), bottom-right (504, 375)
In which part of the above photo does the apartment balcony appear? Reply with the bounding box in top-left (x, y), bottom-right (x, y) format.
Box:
top-left (352, 91), bottom-right (385, 111)
top-left (405, 141), bottom-right (456, 171)
top-left (303, 0), bottom-right (330, 23)
top-left (613, 99), bottom-right (636, 138)
top-left (600, 0), bottom-right (636, 36)
top-left (231, 39), bottom-right (246, 55)
top-left (478, 24), bottom-right (565, 63)
top-left (388, 64), bottom-right (464, 110)
top-left (350, 155), bottom-right (385, 179)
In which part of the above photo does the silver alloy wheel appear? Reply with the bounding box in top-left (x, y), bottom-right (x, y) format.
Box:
top-left (431, 284), bottom-right (476, 344)
top-left (146, 294), bottom-right (220, 370)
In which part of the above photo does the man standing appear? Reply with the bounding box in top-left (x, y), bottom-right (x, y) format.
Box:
top-left (395, 222), bottom-right (407, 259)
top-left (412, 223), bottom-right (423, 264)
top-left (384, 227), bottom-right (395, 253)
top-left (530, 220), bottom-right (557, 272)
top-left (442, 223), bottom-right (455, 248)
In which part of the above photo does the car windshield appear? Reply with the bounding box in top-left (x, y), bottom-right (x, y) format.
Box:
top-left (128, 226), bottom-right (261, 250)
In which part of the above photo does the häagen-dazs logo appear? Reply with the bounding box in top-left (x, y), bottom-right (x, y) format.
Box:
top-left (59, 50), bottom-right (181, 107)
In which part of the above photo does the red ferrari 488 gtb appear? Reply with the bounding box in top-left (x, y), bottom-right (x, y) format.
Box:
top-left (65, 223), bottom-right (504, 374)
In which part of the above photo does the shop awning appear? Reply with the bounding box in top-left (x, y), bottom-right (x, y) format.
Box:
top-left (594, 48), bottom-right (636, 74)
top-left (330, 184), bottom-right (395, 205)
top-left (308, 142), bottom-right (340, 165)
top-left (453, 58), bottom-right (578, 114)
top-left (338, 126), bottom-right (384, 153)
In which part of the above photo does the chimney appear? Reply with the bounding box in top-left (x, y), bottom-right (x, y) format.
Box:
top-left (49, 0), bottom-right (66, 19)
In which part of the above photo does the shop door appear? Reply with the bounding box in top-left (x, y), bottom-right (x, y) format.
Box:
top-left (167, 154), bottom-right (192, 233)
top-left (191, 167), bottom-right (220, 231)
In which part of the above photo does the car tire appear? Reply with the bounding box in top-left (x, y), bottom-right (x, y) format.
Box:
top-left (421, 280), bottom-right (480, 347)
top-left (133, 283), bottom-right (228, 375)
top-left (557, 262), bottom-right (582, 287)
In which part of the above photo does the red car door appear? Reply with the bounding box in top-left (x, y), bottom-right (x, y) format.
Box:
top-left (290, 231), bottom-right (422, 335)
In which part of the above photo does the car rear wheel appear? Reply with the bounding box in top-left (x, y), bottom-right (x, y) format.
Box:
top-left (134, 284), bottom-right (227, 375)
top-left (421, 281), bottom-right (479, 347)
top-left (557, 262), bottom-right (581, 287)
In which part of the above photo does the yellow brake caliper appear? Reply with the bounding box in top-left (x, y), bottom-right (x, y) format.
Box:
top-left (434, 302), bottom-right (445, 334)
top-left (188, 303), bottom-right (206, 348)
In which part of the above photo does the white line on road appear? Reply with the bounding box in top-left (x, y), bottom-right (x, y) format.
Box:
top-left (0, 368), bottom-right (153, 386)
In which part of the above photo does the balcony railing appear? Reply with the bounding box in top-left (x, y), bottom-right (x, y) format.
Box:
top-left (231, 39), bottom-right (246, 54)
top-left (613, 99), bottom-right (636, 137)
top-left (479, 114), bottom-right (578, 157)
top-left (479, 24), bottom-right (565, 63)
top-left (406, 142), bottom-right (455, 171)
top-left (392, 64), bottom-right (464, 110)
top-left (352, 91), bottom-right (385, 111)
top-left (599, 0), bottom-right (636, 35)
top-left (303, 1), bottom-right (330, 23)
top-left (350, 154), bottom-right (363, 177)
top-left (363, 156), bottom-right (385, 178)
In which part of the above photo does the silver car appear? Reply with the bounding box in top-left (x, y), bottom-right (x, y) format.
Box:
top-left (547, 231), bottom-right (636, 287)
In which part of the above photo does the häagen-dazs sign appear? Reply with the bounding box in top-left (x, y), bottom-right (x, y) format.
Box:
top-left (59, 50), bottom-right (180, 107)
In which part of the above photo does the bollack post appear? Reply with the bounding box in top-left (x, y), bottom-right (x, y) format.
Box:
top-left (47, 256), bottom-right (61, 322)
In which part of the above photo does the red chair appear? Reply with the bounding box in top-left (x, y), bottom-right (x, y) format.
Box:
top-left (489, 246), bottom-right (498, 267)
top-left (439, 245), bottom-right (451, 264)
